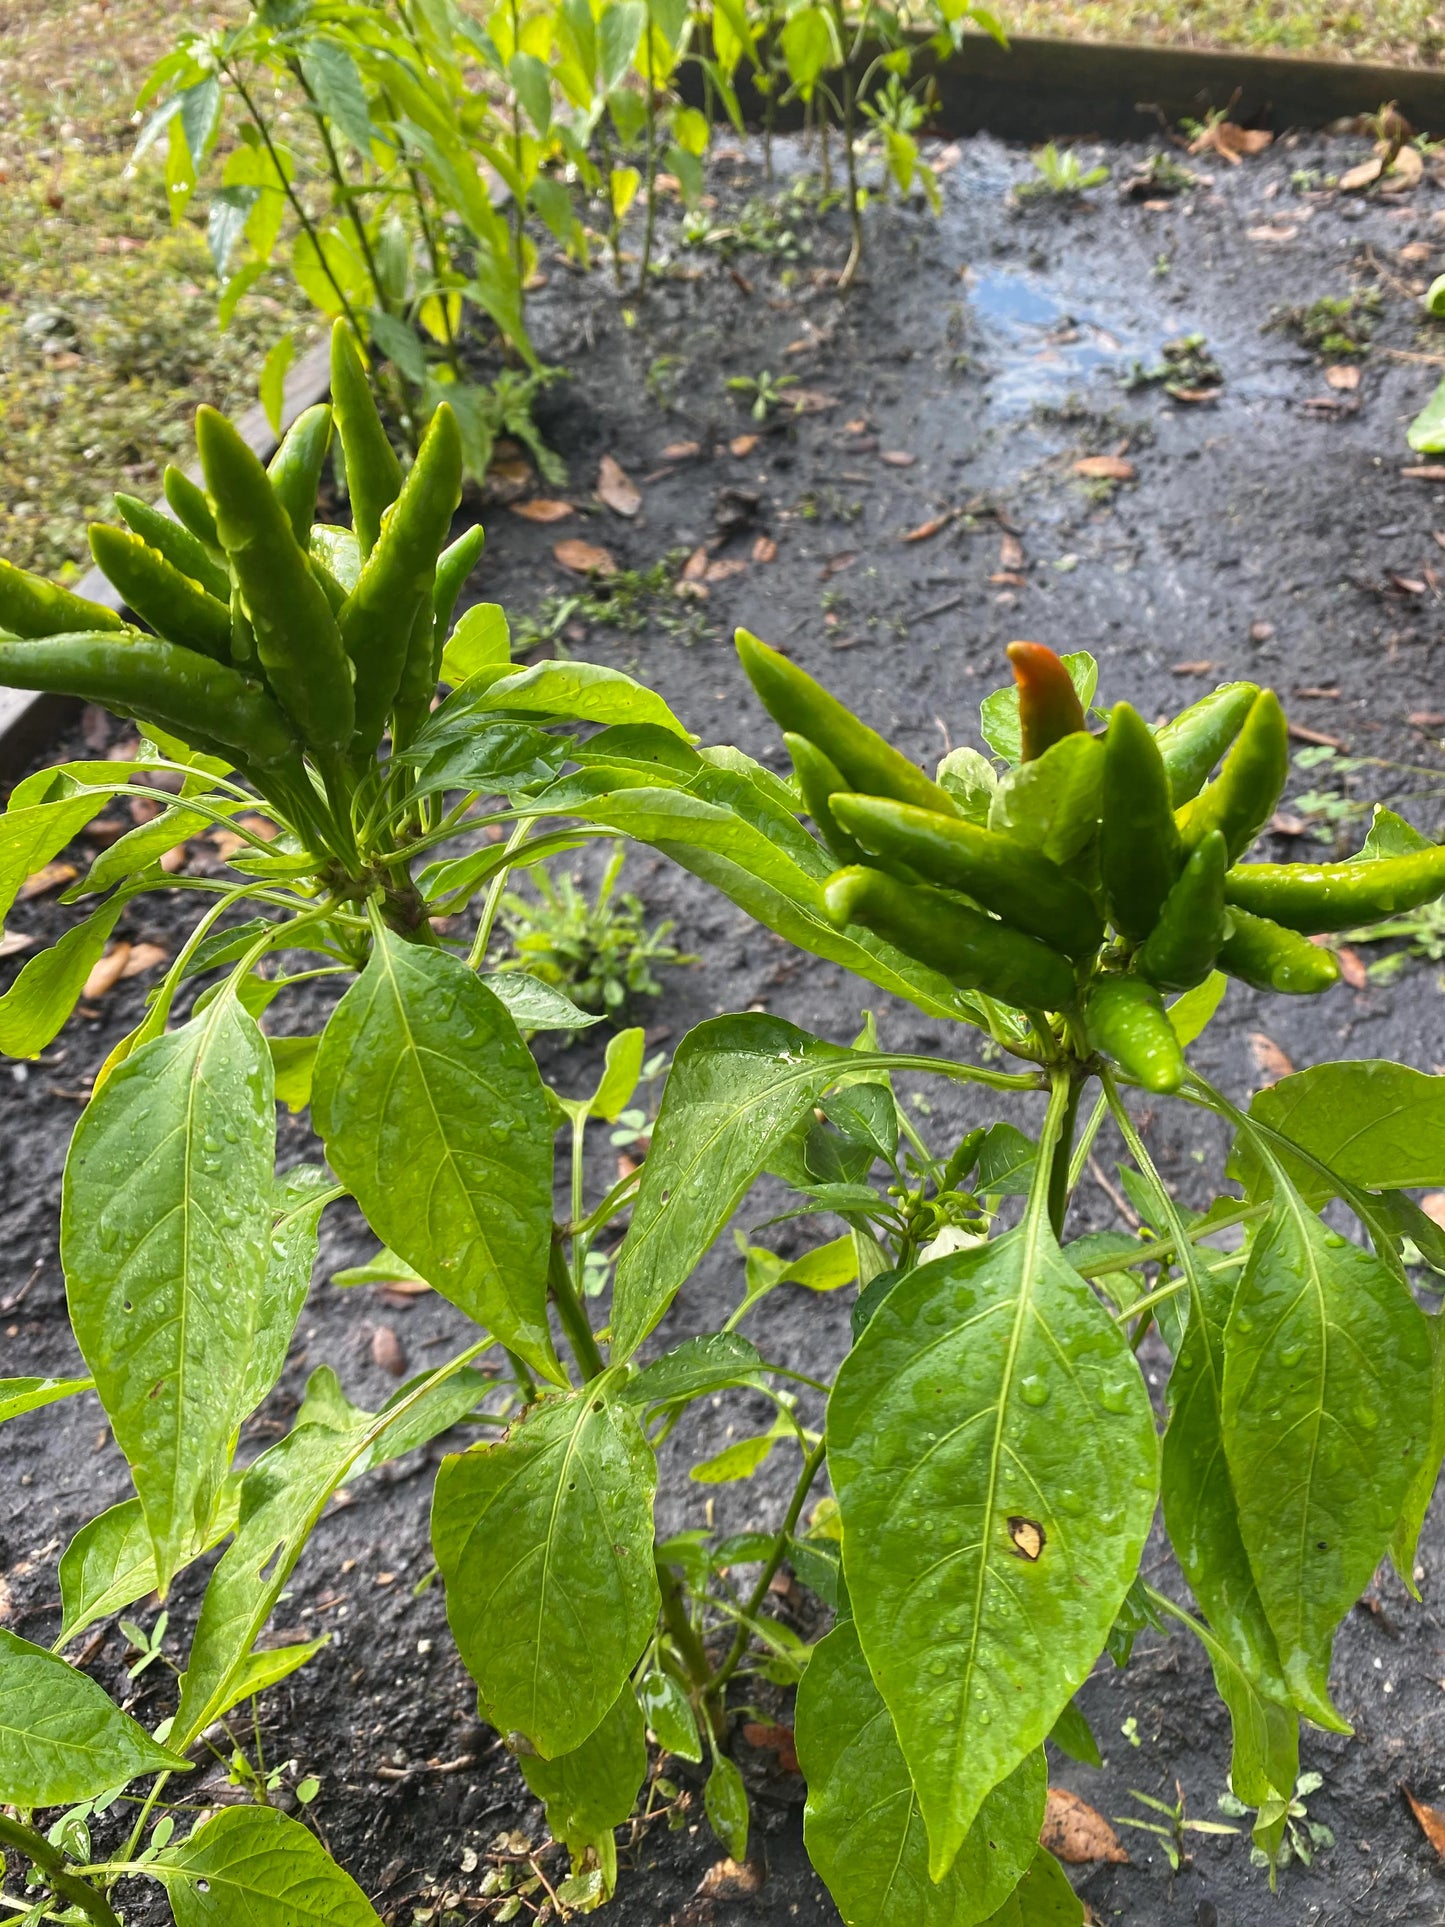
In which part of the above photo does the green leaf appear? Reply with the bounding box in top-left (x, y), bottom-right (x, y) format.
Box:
top-left (1167, 970), bottom-right (1227, 1046)
top-left (779, 4), bottom-right (838, 95)
top-left (987, 732), bottom-right (1104, 865)
top-left (440, 602), bottom-right (511, 684)
top-left (0, 1627), bottom-right (185, 1804)
top-left (464, 660), bottom-right (692, 738)
top-left (690, 1431), bottom-right (777, 1483)
top-left (828, 1226), bottom-right (1158, 1877)
top-left (348, 1365), bottom-right (494, 1478)
top-left (974, 1121), bottom-right (1036, 1196)
top-left (637, 1670), bottom-right (701, 1760)
top-left (61, 988), bottom-right (276, 1591)
top-left (301, 40), bottom-right (376, 155)
top-left (590, 1025), bottom-right (645, 1121)
top-left (1221, 1183), bottom-right (1433, 1728)
top-left (481, 971), bottom-right (602, 1033)
top-left (155, 1806), bottom-right (382, 1926)
top-left (1146, 1589), bottom-right (1297, 1823)
top-left (621, 1331), bottom-right (764, 1406)
top-left (329, 1246), bottom-right (424, 1289)
top-left (312, 928), bottom-right (559, 1381)
top-left (259, 332), bottom-right (295, 438)
top-left (1407, 373), bottom-right (1445, 453)
top-left (797, 1616), bottom-right (1046, 1927)
top-left (977, 1851), bottom-right (1082, 1926)
top-left (1361, 803), bottom-right (1433, 860)
top-left (980, 652), bottom-right (1097, 766)
top-left (171, 1406), bottom-right (368, 1750)
top-left (269, 1034), bottom-right (320, 1112)
top-left (1160, 1240), bottom-right (1290, 1703)
top-left (611, 1015), bottom-right (850, 1360)
top-left (0, 791), bottom-right (112, 928)
top-left (703, 1749), bottom-right (749, 1860)
top-left (66, 804), bottom-right (219, 899)
top-left (1392, 1313), bottom-right (1445, 1593)
top-left (0, 1375), bottom-right (93, 1425)
top-left (432, 1377), bottom-right (659, 1757)
top-left (238, 1166), bottom-right (335, 1418)
top-left (518, 1684), bottom-right (647, 1851)
top-left (57, 1484), bottom-right (240, 1649)
top-left (1048, 1698), bottom-right (1101, 1769)
top-left (1231, 1062), bottom-right (1445, 1206)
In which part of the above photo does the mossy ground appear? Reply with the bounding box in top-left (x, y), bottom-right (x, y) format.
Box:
top-left (0, 0), bottom-right (316, 582)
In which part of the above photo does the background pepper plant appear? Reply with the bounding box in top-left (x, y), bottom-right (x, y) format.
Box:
top-left (2, 353), bottom-right (1445, 1922)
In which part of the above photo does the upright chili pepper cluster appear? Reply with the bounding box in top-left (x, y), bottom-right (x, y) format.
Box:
top-left (738, 631), bottom-right (1445, 1093)
top-left (0, 321), bottom-right (468, 865)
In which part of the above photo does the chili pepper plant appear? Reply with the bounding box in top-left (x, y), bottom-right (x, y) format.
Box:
top-left (2, 352), bottom-right (1445, 1923)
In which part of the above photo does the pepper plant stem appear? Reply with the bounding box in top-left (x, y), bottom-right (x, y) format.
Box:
top-left (705, 1434), bottom-right (828, 1700)
top-left (548, 1238), bottom-right (605, 1381)
top-left (0, 1816), bottom-right (122, 1927)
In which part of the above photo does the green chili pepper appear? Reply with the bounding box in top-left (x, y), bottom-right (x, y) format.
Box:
top-left (1006, 641), bottom-right (1087, 762)
top-left (87, 525), bottom-right (233, 663)
top-left (0, 633), bottom-right (300, 770)
top-left (229, 585), bottom-right (256, 668)
top-left (431, 524), bottom-right (487, 677)
top-left (1175, 689), bottom-right (1288, 862)
top-left (1101, 701), bottom-right (1182, 940)
top-left (829, 792), bottom-right (1103, 960)
top-left (1154, 681), bottom-right (1259, 805)
top-left (390, 600), bottom-right (441, 754)
top-left (1217, 906), bottom-right (1340, 995)
top-left (330, 319), bottom-right (402, 559)
top-left (0, 559), bottom-right (124, 640)
top-left (823, 864), bottom-right (1076, 1010)
top-left (113, 493), bottom-right (231, 604)
top-left (1137, 830), bottom-right (1228, 990)
top-left (196, 405), bottom-right (355, 754)
top-left (1085, 974), bottom-right (1185, 1094)
top-left (338, 402), bottom-right (462, 754)
top-left (736, 629), bottom-right (959, 816)
top-left (785, 732), bottom-right (868, 867)
top-left (267, 403), bottom-right (334, 551)
top-left (162, 465), bottom-right (221, 552)
top-left (1223, 847), bottom-right (1445, 933)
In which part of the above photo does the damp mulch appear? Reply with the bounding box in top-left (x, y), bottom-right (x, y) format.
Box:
top-left (6, 125), bottom-right (1445, 1927)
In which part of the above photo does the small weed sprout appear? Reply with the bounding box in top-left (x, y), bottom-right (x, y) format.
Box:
top-left (726, 369), bottom-right (798, 421)
top-left (1017, 142), bottom-right (1110, 199)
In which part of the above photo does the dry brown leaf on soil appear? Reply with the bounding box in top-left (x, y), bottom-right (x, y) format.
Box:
top-left (787, 388), bottom-right (838, 414)
top-left (1325, 364), bottom-right (1362, 391)
top-left (82, 943), bottom-right (133, 1002)
top-left (1420, 1193), bottom-right (1445, 1229)
top-left (1171, 386), bottom-right (1222, 404)
top-left (730, 434), bottom-right (759, 457)
top-left (1403, 465), bottom-right (1445, 481)
top-left (1248, 1032), bottom-right (1295, 1085)
top-left (1173, 659), bottom-right (1219, 675)
top-left (1384, 145), bottom-right (1425, 191)
top-left (704, 557), bottom-right (748, 584)
top-left (1406, 1788), bottom-right (1445, 1858)
top-left (553, 538), bottom-right (617, 577)
top-left (752, 535), bottom-right (778, 563)
top-left (844, 417), bottom-right (870, 433)
top-left (1188, 121), bottom-right (1272, 164)
top-left (902, 513), bottom-right (954, 543)
top-left (661, 440), bottom-right (701, 460)
top-left (1288, 721), bottom-right (1347, 750)
top-left (120, 942), bottom-right (169, 980)
top-left (1410, 708), bottom-right (1445, 726)
top-left (485, 457), bottom-right (534, 502)
top-left (999, 532), bottom-right (1025, 570)
top-left (1336, 945), bottom-right (1368, 990)
top-left (1041, 1788), bottom-right (1129, 1865)
top-left (881, 450), bottom-right (917, 467)
top-left (696, 1859), bottom-right (764, 1897)
top-left (1246, 224), bottom-right (1298, 243)
top-left (821, 551), bottom-right (858, 579)
top-left (680, 546), bottom-right (710, 582)
top-left (0, 932), bottom-right (37, 960)
top-left (741, 1721), bottom-right (800, 1773)
top-left (1074, 455), bottom-right (1135, 481)
top-left (597, 454), bottom-right (641, 518)
top-left (371, 1324), bottom-right (407, 1377)
top-left (18, 861), bottom-right (76, 902)
top-left (510, 498), bottom-right (574, 523)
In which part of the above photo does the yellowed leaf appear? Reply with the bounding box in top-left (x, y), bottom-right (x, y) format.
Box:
top-left (553, 539), bottom-right (616, 577)
top-left (511, 498), bottom-right (575, 523)
top-left (1325, 364), bottom-right (1361, 391)
top-left (597, 454), bottom-right (641, 518)
top-left (661, 440), bottom-right (701, 460)
top-left (1042, 1788), bottom-right (1129, 1865)
top-left (730, 433), bottom-right (759, 457)
top-left (1340, 155), bottom-right (1385, 192)
top-left (901, 513), bottom-right (953, 543)
top-left (1407, 1788), bottom-right (1445, 1858)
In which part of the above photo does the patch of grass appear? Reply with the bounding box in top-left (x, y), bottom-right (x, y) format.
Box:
top-left (512, 553), bottom-right (711, 653)
top-left (999, 0), bottom-right (1439, 67)
top-left (0, 0), bottom-right (315, 581)
top-left (1271, 289), bottom-right (1382, 359)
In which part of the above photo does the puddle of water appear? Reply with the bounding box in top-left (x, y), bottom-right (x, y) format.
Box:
top-left (966, 269), bottom-right (1151, 415)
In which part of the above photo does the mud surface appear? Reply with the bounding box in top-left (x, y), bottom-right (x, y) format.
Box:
top-left (6, 128), bottom-right (1445, 1925)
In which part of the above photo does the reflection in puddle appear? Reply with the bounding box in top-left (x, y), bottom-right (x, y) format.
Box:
top-left (965, 269), bottom-right (1148, 414)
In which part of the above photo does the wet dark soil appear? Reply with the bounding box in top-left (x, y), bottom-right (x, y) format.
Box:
top-left (6, 127), bottom-right (1445, 1926)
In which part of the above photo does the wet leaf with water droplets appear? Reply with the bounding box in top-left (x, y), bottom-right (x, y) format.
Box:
top-left (828, 1226), bottom-right (1157, 1878)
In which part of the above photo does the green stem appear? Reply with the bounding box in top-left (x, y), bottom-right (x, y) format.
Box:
top-left (0, 1816), bottom-right (122, 1927)
top-left (705, 1434), bottom-right (827, 1698)
top-left (548, 1237), bottom-right (605, 1380)
top-left (115, 1771), bottom-right (171, 1872)
top-left (1046, 1071), bottom-right (1085, 1241)
top-left (637, 13), bottom-right (659, 294)
top-left (1067, 1089), bottom-right (1109, 1192)
top-left (466, 818), bottom-right (533, 968)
